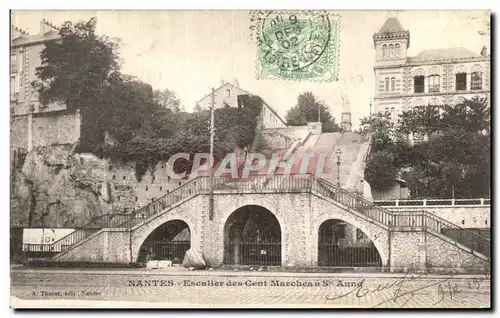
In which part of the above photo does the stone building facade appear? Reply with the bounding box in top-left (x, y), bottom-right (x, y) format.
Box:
top-left (373, 18), bottom-right (490, 125)
top-left (196, 80), bottom-right (287, 129)
top-left (10, 20), bottom-right (82, 152)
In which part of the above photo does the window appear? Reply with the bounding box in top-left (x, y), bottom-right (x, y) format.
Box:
top-left (428, 75), bottom-right (440, 93)
top-left (455, 73), bottom-right (467, 91)
top-left (10, 53), bottom-right (16, 74)
top-left (385, 78), bottom-right (390, 91)
top-left (471, 71), bottom-right (482, 90)
top-left (389, 44), bottom-right (394, 57)
top-left (382, 44), bottom-right (387, 58)
top-left (390, 77), bottom-right (396, 91)
top-left (225, 89), bottom-right (231, 97)
top-left (414, 76), bottom-right (425, 93)
top-left (395, 44), bottom-right (400, 57)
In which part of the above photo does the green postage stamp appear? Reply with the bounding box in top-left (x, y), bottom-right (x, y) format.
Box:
top-left (250, 10), bottom-right (341, 82)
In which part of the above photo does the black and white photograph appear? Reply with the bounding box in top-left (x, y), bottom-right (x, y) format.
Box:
top-left (8, 10), bottom-right (491, 308)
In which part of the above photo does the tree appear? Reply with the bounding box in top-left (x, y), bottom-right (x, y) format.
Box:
top-left (153, 88), bottom-right (182, 112)
top-left (397, 98), bottom-right (490, 198)
top-left (441, 97), bottom-right (490, 133)
top-left (33, 18), bottom-right (120, 154)
top-left (398, 105), bottom-right (441, 136)
top-left (359, 112), bottom-right (398, 153)
top-left (364, 151), bottom-right (398, 190)
top-left (365, 97), bottom-right (490, 198)
top-left (285, 92), bottom-right (340, 133)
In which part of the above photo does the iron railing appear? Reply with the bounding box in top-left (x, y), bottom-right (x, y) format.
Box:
top-left (391, 210), bottom-right (490, 257)
top-left (25, 173), bottom-right (491, 260)
top-left (315, 178), bottom-right (490, 259)
top-left (225, 242), bottom-right (281, 266)
top-left (138, 241), bottom-right (190, 263)
top-left (318, 243), bottom-right (382, 267)
top-left (314, 178), bottom-right (392, 227)
top-left (375, 198), bottom-right (490, 207)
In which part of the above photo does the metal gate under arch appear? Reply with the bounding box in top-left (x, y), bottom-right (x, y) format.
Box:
top-left (224, 205), bottom-right (282, 266)
top-left (318, 219), bottom-right (382, 267)
top-left (137, 220), bottom-right (191, 264)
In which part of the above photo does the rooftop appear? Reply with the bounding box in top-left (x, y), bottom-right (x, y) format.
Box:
top-left (407, 47), bottom-right (482, 62)
top-left (378, 17), bottom-right (405, 33)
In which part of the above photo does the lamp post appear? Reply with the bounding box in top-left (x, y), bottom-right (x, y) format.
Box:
top-left (335, 149), bottom-right (342, 187)
top-left (209, 88), bottom-right (215, 220)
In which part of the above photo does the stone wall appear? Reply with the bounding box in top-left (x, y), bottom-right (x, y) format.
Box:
top-left (260, 131), bottom-right (298, 150)
top-left (389, 231), bottom-right (426, 272)
top-left (10, 115), bottom-right (28, 149)
top-left (32, 111), bottom-right (80, 148)
top-left (425, 232), bottom-right (489, 272)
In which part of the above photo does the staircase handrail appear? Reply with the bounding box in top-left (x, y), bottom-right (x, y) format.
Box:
top-left (314, 177), bottom-right (393, 226)
top-left (316, 178), bottom-right (490, 258)
top-left (42, 173), bottom-right (489, 259)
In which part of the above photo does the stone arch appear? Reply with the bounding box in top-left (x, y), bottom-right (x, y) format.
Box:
top-left (428, 66), bottom-right (441, 76)
top-left (317, 219), bottom-right (382, 267)
top-left (312, 210), bottom-right (389, 267)
top-left (136, 219), bottom-right (191, 263)
top-left (412, 67), bottom-right (425, 77)
top-left (215, 194), bottom-right (296, 266)
top-left (132, 214), bottom-right (198, 263)
top-left (454, 64), bottom-right (467, 74)
top-left (222, 204), bottom-right (283, 266)
top-left (471, 64), bottom-right (483, 73)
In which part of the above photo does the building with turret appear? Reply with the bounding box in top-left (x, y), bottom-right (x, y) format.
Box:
top-left (372, 17), bottom-right (490, 128)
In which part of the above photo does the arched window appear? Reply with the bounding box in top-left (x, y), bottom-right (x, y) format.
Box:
top-left (395, 44), bottom-right (400, 57)
top-left (389, 44), bottom-right (395, 57)
top-left (385, 78), bottom-right (390, 91)
top-left (390, 77), bottom-right (396, 91)
top-left (428, 74), bottom-right (440, 93)
top-left (471, 71), bottom-right (482, 90)
top-left (225, 89), bottom-right (231, 97)
top-left (382, 44), bottom-right (387, 58)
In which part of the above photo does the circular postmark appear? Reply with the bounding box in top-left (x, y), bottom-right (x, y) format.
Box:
top-left (252, 11), bottom-right (338, 81)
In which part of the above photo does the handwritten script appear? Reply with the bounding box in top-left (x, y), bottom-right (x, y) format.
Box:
top-left (325, 264), bottom-right (490, 308)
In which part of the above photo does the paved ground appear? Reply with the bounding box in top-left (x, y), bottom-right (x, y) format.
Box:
top-left (10, 268), bottom-right (491, 308)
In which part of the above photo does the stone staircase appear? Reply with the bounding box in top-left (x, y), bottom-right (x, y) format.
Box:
top-left (26, 174), bottom-right (490, 263)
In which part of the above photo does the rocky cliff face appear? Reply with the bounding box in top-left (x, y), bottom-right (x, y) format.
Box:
top-left (10, 144), bottom-right (132, 228)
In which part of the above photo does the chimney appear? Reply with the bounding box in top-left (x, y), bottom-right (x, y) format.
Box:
top-left (233, 78), bottom-right (239, 88)
top-left (481, 46), bottom-right (488, 57)
top-left (220, 79), bottom-right (225, 87)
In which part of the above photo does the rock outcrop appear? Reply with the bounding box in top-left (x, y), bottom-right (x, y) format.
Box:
top-left (10, 144), bottom-right (134, 228)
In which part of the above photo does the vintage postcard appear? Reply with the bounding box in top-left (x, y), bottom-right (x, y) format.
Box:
top-left (10, 10), bottom-right (490, 308)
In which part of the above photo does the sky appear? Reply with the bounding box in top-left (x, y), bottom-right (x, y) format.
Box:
top-left (11, 10), bottom-right (489, 129)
